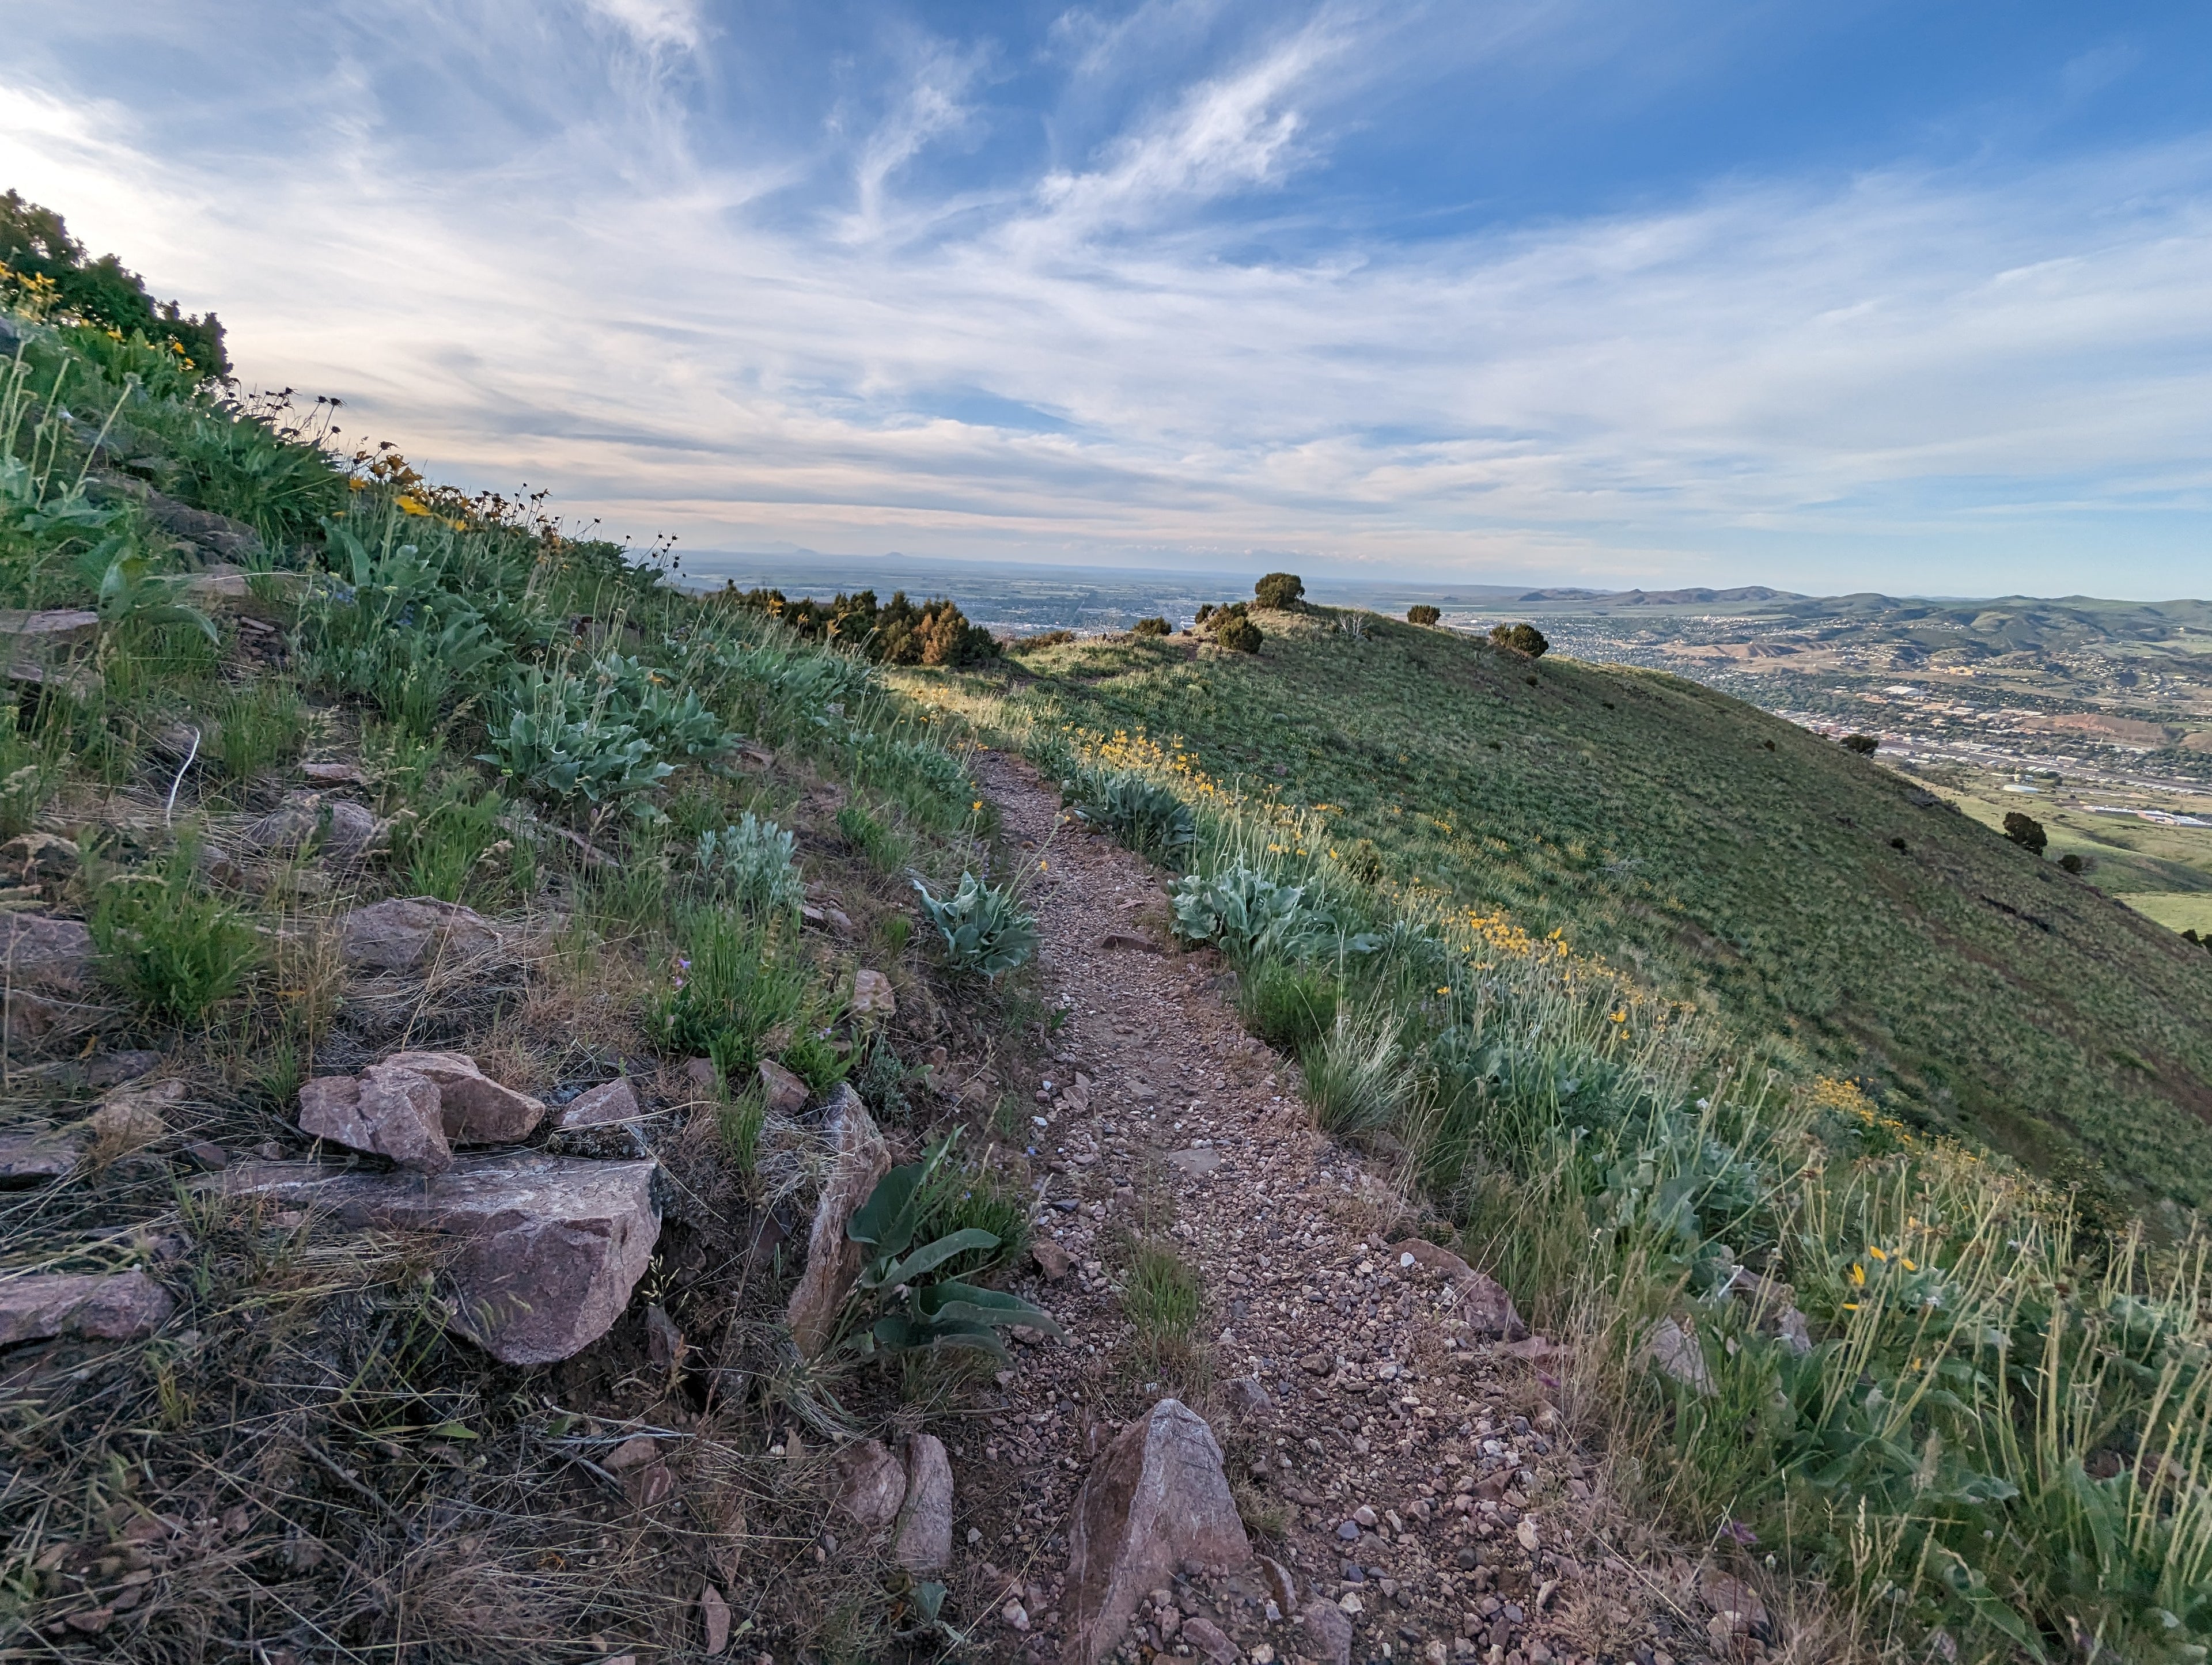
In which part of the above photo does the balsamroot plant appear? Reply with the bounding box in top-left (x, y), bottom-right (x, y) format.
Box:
top-left (1066, 767), bottom-right (1195, 865)
top-left (912, 871), bottom-right (1037, 978)
top-left (695, 813), bottom-right (803, 917)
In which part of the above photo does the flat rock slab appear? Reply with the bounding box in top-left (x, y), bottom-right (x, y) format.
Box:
top-left (0, 913), bottom-right (96, 1043)
top-left (212, 1154), bottom-right (660, 1366)
top-left (338, 897), bottom-right (501, 973)
top-left (1166, 1146), bottom-right (1222, 1177)
top-left (0, 1269), bottom-right (174, 1346)
top-left (895, 1432), bottom-right (953, 1573)
top-left (300, 1065), bottom-right (452, 1174)
top-left (1062, 1399), bottom-right (1251, 1665)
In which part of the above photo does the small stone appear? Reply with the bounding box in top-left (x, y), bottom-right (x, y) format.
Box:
top-left (180, 1140), bottom-right (228, 1171)
top-left (1338, 1592), bottom-right (1364, 1615)
top-left (559, 1077), bottom-right (641, 1130)
top-left (851, 969), bottom-right (896, 1017)
top-left (684, 1056), bottom-right (720, 1095)
top-left (1301, 1600), bottom-right (1354, 1665)
top-left (1166, 1146), bottom-right (1222, 1177)
top-left (1353, 1505), bottom-right (1378, 1528)
top-left (645, 1303), bottom-right (683, 1368)
top-left (835, 1439), bottom-right (908, 1529)
top-left (1257, 1554), bottom-right (1297, 1614)
top-left (1002, 1601), bottom-right (1031, 1632)
top-left (85, 1050), bottom-right (162, 1088)
top-left (894, 1433), bottom-right (954, 1573)
top-left (756, 1059), bottom-right (810, 1116)
top-left (604, 1435), bottom-right (660, 1471)
top-left (1337, 1520), bottom-right (1361, 1542)
top-left (1032, 1239), bottom-right (1074, 1280)
top-left (701, 1583), bottom-right (731, 1655)
top-left (1646, 1317), bottom-right (1715, 1396)
top-left (1181, 1615), bottom-right (1239, 1664)
top-left (1222, 1375), bottom-right (1271, 1414)
top-left (1517, 1516), bottom-right (1540, 1553)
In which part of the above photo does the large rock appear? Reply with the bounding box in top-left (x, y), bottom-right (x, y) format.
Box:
top-left (756, 1059), bottom-right (809, 1116)
top-left (299, 1065), bottom-right (453, 1173)
top-left (895, 1433), bottom-right (953, 1573)
top-left (211, 1154), bottom-right (660, 1365)
top-left (382, 1050), bottom-right (546, 1144)
top-left (1300, 1597), bottom-right (1354, 1665)
top-left (1062, 1400), bottom-right (1252, 1665)
top-left (1389, 1238), bottom-right (1527, 1340)
top-left (338, 897), bottom-right (501, 973)
top-left (850, 969), bottom-right (896, 1018)
top-left (785, 1086), bottom-right (888, 1358)
top-left (835, 1438), bottom-right (909, 1530)
top-left (0, 1269), bottom-right (174, 1347)
top-left (0, 912), bottom-right (97, 1042)
top-left (0, 832), bottom-right (80, 885)
top-left (241, 795), bottom-right (379, 860)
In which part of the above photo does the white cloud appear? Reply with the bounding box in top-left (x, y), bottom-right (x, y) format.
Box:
top-left (2, 6), bottom-right (2210, 596)
top-left (581, 0), bottom-right (703, 52)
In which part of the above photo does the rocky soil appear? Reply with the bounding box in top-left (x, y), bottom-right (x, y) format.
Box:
top-left (945, 751), bottom-right (1772, 1665)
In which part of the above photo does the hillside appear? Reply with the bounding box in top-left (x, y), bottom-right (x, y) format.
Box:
top-left (961, 608), bottom-right (2212, 1209)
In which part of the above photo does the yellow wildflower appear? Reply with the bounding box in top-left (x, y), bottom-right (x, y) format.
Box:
top-left (1849, 1264), bottom-right (1866, 1287)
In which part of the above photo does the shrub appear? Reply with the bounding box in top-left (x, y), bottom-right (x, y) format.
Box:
top-left (1488, 622), bottom-right (1548, 658)
top-left (1841, 733), bottom-right (1880, 754)
top-left (1254, 572), bottom-right (1305, 610)
top-left (913, 871), bottom-right (1037, 978)
top-left (1010, 629), bottom-right (1074, 651)
top-left (2003, 811), bottom-right (2048, 854)
top-left (0, 189), bottom-right (226, 375)
top-left (696, 814), bottom-right (803, 916)
top-left (1407, 604), bottom-right (1440, 627)
top-left (1066, 768), bottom-right (1195, 864)
top-left (718, 586), bottom-right (999, 666)
top-left (480, 663), bottom-right (673, 804)
top-left (1133, 616), bottom-right (1171, 636)
top-left (93, 839), bottom-right (262, 1023)
top-left (2059, 851), bottom-right (2085, 874)
top-left (1194, 604), bottom-right (1214, 624)
top-left (1216, 614), bottom-right (1262, 654)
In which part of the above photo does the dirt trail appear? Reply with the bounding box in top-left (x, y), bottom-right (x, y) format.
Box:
top-left (955, 751), bottom-right (1705, 1665)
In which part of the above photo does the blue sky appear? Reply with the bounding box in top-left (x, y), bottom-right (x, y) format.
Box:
top-left (5, 2), bottom-right (2211, 596)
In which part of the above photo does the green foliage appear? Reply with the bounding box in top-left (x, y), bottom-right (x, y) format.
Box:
top-left (1169, 863), bottom-right (1351, 964)
top-left (387, 777), bottom-right (512, 902)
top-left (1216, 613), bottom-right (1262, 654)
top-left (837, 801), bottom-right (910, 873)
top-left (912, 1151), bottom-right (1032, 1281)
top-left (716, 1087), bottom-right (767, 1174)
top-left (1133, 615), bottom-right (1171, 636)
top-left (297, 520), bottom-right (502, 732)
top-left (1121, 1238), bottom-right (1202, 1348)
top-left (167, 399), bottom-right (347, 548)
top-left (0, 189), bottom-right (227, 376)
top-left (912, 871), bottom-right (1037, 978)
top-left (205, 680), bottom-right (305, 780)
top-left (1336, 836), bottom-right (1383, 883)
top-left (718, 585), bottom-right (999, 666)
top-left (1300, 1007), bottom-right (1416, 1138)
top-left (1253, 572), bottom-right (1305, 610)
top-left (1407, 605), bottom-right (1441, 627)
top-left (0, 718), bottom-right (59, 838)
top-left (92, 837), bottom-right (261, 1023)
top-left (1066, 767), bottom-right (1196, 864)
top-left (652, 909), bottom-right (810, 1063)
top-left (480, 662), bottom-right (675, 805)
top-left (1488, 621), bottom-right (1548, 657)
top-left (695, 813), bottom-right (802, 916)
top-left (1841, 732), bottom-right (1880, 754)
top-left (844, 1136), bottom-right (1063, 1361)
top-left (2005, 810), bottom-right (2049, 854)
top-left (1237, 955), bottom-right (1338, 1052)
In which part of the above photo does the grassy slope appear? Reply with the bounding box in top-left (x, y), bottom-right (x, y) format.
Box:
top-left (986, 610), bottom-right (2212, 1206)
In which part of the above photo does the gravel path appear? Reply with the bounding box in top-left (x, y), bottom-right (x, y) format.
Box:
top-left (949, 751), bottom-right (1721, 1665)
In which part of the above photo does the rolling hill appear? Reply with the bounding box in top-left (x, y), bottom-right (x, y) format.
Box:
top-left (964, 606), bottom-right (2212, 1209)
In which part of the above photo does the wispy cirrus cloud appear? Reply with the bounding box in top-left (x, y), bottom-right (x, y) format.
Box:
top-left (3, 1), bottom-right (2210, 595)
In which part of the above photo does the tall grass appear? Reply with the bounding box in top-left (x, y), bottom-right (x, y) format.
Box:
top-left (928, 693), bottom-right (2212, 1664)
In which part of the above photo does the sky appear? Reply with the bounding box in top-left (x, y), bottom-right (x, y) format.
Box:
top-left (4, 2), bottom-right (2212, 597)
